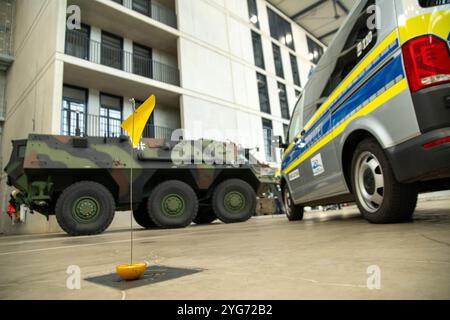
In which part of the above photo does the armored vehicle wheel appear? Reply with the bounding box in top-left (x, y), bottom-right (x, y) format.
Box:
top-left (351, 138), bottom-right (418, 224)
top-left (55, 181), bottom-right (115, 236)
top-left (283, 187), bottom-right (304, 221)
top-left (193, 206), bottom-right (217, 225)
top-left (133, 200), bottom-right (156, 229)
top-left (147, 180), bottom-right (198, 228)
top-left (212, 179), bottom-right (256, 223)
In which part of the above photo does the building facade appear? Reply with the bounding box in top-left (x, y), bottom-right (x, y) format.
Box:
top-left (0, 0), bottom-right (325, 234)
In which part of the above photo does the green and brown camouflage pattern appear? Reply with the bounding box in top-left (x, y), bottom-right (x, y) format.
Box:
top-left (4, 134), bottom-right (276, 215)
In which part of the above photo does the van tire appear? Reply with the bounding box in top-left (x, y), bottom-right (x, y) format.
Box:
top-left (193, 206), bottom-right (217, 224)
top-left (55, 181), bottom-right (116, 236)
top-left (351, 138), bottom-right (418, 223)
top-left (212, 179), bottom-right (256, 223)
top-left (133, 200), bottom-right (156, 229)
top-left (283, 186), bottom-right (304, 221)
top-left (147, 180), bottom-right (198, 228)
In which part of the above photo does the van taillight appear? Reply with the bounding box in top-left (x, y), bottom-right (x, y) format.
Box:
top-left (402, 35), bottom-right (450, 93)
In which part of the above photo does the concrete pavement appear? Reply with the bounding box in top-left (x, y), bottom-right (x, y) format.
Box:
top-left (0, 199), bottom-right (449, 300)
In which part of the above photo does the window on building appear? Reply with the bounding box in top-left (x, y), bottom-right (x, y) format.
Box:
top-left (101, 31), bottom-right (123, 70)
top-left (290, 54), bottom-right (301, 87)
top-left (306, 35), bottom-right (324, 65)
top-left (278, 82), bottom-right (289, 120)
top-left (247, 0), bottom-right (260, 28)
top-left (62, 85), bottom-right (88, 136)
top-left (65, 24), bottom-right (90, 60)
top-left (111, 0), bottom-right (123, 4)
top-left (283, 124), bottom-right (289, 142)
top-left (267, 8), bottom-right (295, 50)
top-left (319, 0), bottom-right (378, 99)
top-left (251, 31), bottom-right (265, 69)
top-left (272, 43), bottom-right (284, 78)
top-left (262, 118), bottom-right (273, 161)
top-left (295, 90), bottom-right (301, 99)
top-left (133, 43), bottom-right (152, 78)
top-left (257, 73), bottom-right (270, 114)
top-left (133, 0), bottom-right (151, 16)
top-left (100, 93), bottom-right (123, 137)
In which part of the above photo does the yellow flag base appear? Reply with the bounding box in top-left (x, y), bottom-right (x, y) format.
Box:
top-left (116, 263), bottom-right (147, 281)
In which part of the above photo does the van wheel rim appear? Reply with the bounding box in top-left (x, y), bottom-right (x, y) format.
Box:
top-left (224, 191), bottom-right (246, 213)
top-left (284, 189), bottom-right (292, 216)
top-left (72, 197), bottom-right (100, 223)
top-left (355, 152), bottom-right (384, 213)
top-left (161, 194), bottom-right (185, 217)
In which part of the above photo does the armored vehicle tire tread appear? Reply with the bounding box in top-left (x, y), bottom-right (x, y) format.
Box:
top-left (133, 200), bottom-right (157, 229)
top-left (147, 180), bottom-right (198, 229)
top-left (212, 179), bottom-right (256, 224)
top-left (193, 206), bottom-right (217, 224)
top-left (55, 181), bottom-right (115, 236)
top-left (351, 138), bottom-right (418, 224)
top-left (283, 187), bottom-right (304, 221)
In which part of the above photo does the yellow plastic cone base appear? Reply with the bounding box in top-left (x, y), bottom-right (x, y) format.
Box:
top-left (116, 263), bottom-right (147, 281)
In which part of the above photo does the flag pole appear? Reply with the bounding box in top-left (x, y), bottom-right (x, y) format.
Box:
top-left (130, 98), bottom-right (136, 265)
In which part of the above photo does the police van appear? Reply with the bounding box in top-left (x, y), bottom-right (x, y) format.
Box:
top-left (281, 0), bottom-right (450, 223)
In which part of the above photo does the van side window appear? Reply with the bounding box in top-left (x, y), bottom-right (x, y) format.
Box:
top-left (288, 97), bottom-right (303, 143)
top-left (320, 0), bottom-right (378, 99)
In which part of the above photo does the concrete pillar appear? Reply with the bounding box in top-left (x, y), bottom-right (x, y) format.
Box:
top-left (90, 26), bottom-right (102, 64)
top-left (123, 38), bottom-right (133, 73)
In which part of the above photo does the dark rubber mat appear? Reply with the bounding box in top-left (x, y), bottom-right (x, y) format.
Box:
top-left (85, 265), bottom-right (203, 290)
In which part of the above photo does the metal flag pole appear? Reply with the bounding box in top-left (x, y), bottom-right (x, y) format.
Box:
top-left (130, 98), bottom-right (136, 265)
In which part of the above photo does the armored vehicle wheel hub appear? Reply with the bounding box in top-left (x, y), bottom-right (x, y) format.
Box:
top-left (224, 191), bottom-right (246, 213)
top-left (72, 197), bottom-right (100, 223)
top-left (161, 194), bottom-right (185, 216)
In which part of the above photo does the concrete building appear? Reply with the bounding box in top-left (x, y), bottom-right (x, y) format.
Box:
top-left (0, 0), bottom-right (325, 234)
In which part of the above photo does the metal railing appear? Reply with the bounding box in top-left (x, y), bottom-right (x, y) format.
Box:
top-left (124, 0), bottom-right (177, 28)
top-left (62, 113), bottom-right (175, 140)
top-left (0, 0), bottom-right (14, 57)
top-left (65, 31), bottom-right (180, 86)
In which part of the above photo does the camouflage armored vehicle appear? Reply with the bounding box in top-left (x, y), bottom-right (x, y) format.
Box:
top-left (4, 134), bottom-right (275, 236)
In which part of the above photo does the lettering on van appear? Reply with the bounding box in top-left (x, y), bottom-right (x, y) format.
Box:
top-left (288, 169), bottom-right (300, 182)
top-left (357, 30), bottom-right (374, 58)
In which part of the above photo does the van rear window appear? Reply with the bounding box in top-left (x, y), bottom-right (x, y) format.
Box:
top-left (419, 0), bottom-right (450, 7)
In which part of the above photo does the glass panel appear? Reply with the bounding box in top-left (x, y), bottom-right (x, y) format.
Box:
top-left (62, 85), bottom-right (87, 137)
top-left (290, 54), bottom-right (301, 87)
top-left (100, 93), bottom-right (123, 138)
top-left (133, 43), bottom-right (152, 78)
top-left (306, 36), bottom-right (324, 65)
top-left (272, 43), bottom-right (284, 78)
top-left (251, 31), bottom-right (265, 69)
top-left (65, 24), bottom-right (90, 60)
top-left (247, 0), bottom-right (260, 28)
top-left (133, 0), bottom-right (151, 16)
top-left (101, 32), bottom-right (123, 70)
top-left (267, 8), bottom-right (295, 50)
top-left (278, 82), bottom-right (289, 120)
top-left (257, 73), bottom-right (270, 114)
top-left (262, 119), bottom-right (273, 161)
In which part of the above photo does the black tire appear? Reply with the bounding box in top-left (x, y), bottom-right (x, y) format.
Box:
top-left (133, 200), bottom-right (157, 229)
top-left (212, 179), bottom-right (256, 223)
top-left (351, 138), bottom-right (418, 224)
top-left (147, 180), bottom-right (198, 228)
top-left (283, 186), bottom-right (304, 221)
top-left (193, 205), bottom-right (217, 224)
top-left (55, 181), bottom-right (115, 236)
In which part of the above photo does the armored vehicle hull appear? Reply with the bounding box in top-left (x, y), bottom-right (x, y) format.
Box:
top-left (5, 134), bottom-right (275, 236)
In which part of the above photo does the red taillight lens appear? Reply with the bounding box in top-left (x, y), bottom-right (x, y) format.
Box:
top-left (422, 137), bottom-right (450, 149)
top-left (402, 35), bottom-right (450, 93)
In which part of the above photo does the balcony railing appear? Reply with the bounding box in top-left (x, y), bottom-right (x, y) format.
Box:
top-left (111, 0), bottom-right (177, 29)
top-left (65, 30), bottom-right (180, 86)
top-left (62, 113), bottom-right (175, 140)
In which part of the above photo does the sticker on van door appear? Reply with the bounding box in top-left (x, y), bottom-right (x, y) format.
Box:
top-left (311, 154), bottom-right (325, 176)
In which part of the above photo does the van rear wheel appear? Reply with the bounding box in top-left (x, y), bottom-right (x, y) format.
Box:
top-left (351, 138), bottom-right (418, 223)
top-left (283, 187), bottom-right (304, 221)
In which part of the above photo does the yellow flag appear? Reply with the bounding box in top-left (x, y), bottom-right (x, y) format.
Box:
top-left (121, 95), bottom-right (156, 148)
